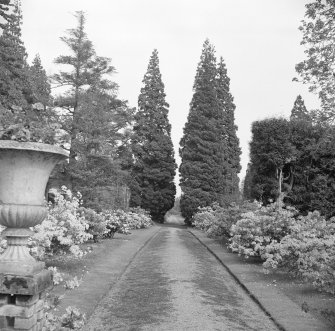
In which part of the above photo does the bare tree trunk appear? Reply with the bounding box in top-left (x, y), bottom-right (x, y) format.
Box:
top-left (277, 166), bottom-right (284, 209)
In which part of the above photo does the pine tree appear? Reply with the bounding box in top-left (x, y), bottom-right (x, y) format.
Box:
top-left (290, 95), bottom-right (309, 121)
top-left (179, 40), bottom-right (224, 223)
top-left (29, 54), bottom-right (51, 108)
top-left (130, 49), bottom-right (176, 222)
top-left (216, 57), bottom-right (241, 200)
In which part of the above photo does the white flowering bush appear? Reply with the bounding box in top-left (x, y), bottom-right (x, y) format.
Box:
top-left (48, 266), bottom-right (64, 285)
top-left (127, 207), bottom-right (153, 229)
top-left (263, 211), bottom-right (335, 294)
top-left (192, 201), bottom-right (261, 238)
top-left (30, 186), bottom-right (92, 259)
top-left (0, 187), bottom-right (152, 261)
top-left (61, 306), bottom-right (86, 329)
top-left (229, 203), bottom-right (297, 258)
top-left (64, 276), bottom-right (81, 290)
top-left (192, 204), bottom-right (222, 237)
top-left (78, 207), bottom-right (107, 242)
top-left (102, 210), bottom-right (131, 237)
top-left (45, 306), bottom-right (86, 330)
top-left (102, 208), bottom-right (153, 237)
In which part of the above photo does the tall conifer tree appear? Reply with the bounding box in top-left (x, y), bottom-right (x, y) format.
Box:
top-left (53, 11), bottom-right (117, 162)
top-left (0, 0), bottom-right (31, 108)
top-left (52, 11), bottom-right (133, 208)
top-left (130, 49), bottom-right (176, 222)
top-left (290, 95), bottom-right (309, 121)
top-left (216, 57), bottom-right (241, 199)
top-left (180, 42), bottom-right (241, 223)
top-left (179, 40), bottom-right (223, 223)
top-left (29, 54), bottom-right (51, 108)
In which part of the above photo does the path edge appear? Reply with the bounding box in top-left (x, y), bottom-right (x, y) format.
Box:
top-left (87, 225), bottom-right (162, 319)
top-left (188, 228), bottom-right (332, 331)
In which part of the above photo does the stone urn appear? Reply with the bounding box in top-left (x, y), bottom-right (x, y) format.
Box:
top-left (0, 141), bottom-right (68, 276)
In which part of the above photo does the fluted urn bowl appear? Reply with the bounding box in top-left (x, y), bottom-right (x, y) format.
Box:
top-left (0, 141), bottom-right (68, 275)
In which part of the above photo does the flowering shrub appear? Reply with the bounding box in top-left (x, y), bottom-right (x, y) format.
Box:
top-left (0, 187), bottom-right (153, 263)
top-left (229, 203), bottom-right (297, 258)
top-left (78, 207), bottom-right (107, 242)
top-left (192, 201), bottom-right (260, 238)
top-left (102, 210), bottom-right (131, 237)
top-left (192, 204), bottom-right (222, 237)
top-left (61, 306), bottom-right (86, 329)
top-left (102, 208), bottom-right (153, 237)
top-left (263, 211), bottom-right (335, 294)
top-left (31, 187), bottom-right (92, 259)
top-left (44, 311), bottom-right (60, 331)
top-left (45, 306), bottom-right (86, 330)
top-left (189, 196), bottom-right (335, 294)
top-left (64, 276), bottom-right (81, 290)
top-left (48, 266), bottom-right (64, 286)
top-left (127, 207), bottom-right (153, 229)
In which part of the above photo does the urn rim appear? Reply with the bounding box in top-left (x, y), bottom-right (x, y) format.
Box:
top-left (0, 140), bottom-right (69, 158)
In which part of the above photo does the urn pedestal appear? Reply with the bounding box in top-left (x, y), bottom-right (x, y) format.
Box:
top-left (0, 141), bottom-right (68, 330)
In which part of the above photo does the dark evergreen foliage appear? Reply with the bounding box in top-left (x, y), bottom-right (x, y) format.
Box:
top-left (290, 95), bottom-right (309, 122)
top-left (247, 118), bottom-right (295, 204)
top-left (52, 11), bottom-right (133, 210)
top-left (68, 90), bottom-right (134, 210)
top-left (179, 40), bottom-right (241, 223)
top-left (0, 0), bottom-right (11, 30)
top-left (216, 57), bottom-right (241, 200)
top-left (29, 54), bottom-right (51, 108)
top-left (130, 49), bottom-right (177, 223)
top-left (0, 0), bottom-right (31, 109)
top-left (286, 120), bottom-right (335, 217)
top-left (245, 105), bottom-right (335, 217)
top-left (0, 1), bottom-right (57, 143)
top-left (52, 11), bottom-right (117, 161)
top-left (179, 40), bottom-right (221, 223)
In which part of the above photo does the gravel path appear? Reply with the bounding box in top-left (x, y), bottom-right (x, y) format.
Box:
top-left (84, 226), bottom-right (279, 331)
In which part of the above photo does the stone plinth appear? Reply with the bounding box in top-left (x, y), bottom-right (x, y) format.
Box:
top-left (0, 270), bottom-right (52, 330)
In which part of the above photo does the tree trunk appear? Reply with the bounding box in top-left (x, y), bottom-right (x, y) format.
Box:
top-left (277, 166), bottom-right (284, 208)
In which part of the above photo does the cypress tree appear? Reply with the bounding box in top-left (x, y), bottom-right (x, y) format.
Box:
top-left (179, 40), bottom-right (223, 223)
top-left (130, 49), bottom-right (177, 223)
top-left (216, 57), bottom-right (241, 200)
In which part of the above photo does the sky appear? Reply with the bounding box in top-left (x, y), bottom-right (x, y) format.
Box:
top-left (21, 0), bottom-right (319, 195)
